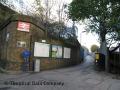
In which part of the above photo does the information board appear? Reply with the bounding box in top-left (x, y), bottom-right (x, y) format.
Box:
top-left (64, 47), bottom-right (71, 58)
top-left (34, 42), bottom-right (50, 57)
top-left (52, 45), bottom-right (62, 58)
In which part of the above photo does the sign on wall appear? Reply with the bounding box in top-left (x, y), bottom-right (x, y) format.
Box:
top-left (17, 41), bottom-right (26, 47)
top-left (52, 45), bottom-right (62, 58)
top-left (64, 47), bottom-right (71, 58)
top-left (17, 21), bottom-right (30, 32)
top-left (34, 42), bottom-right (50, 57)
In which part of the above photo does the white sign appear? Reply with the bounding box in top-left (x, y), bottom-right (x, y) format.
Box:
top-left (17, 21), bottom-right (30, 32)
top-left (34, 42), bottom-right (50, 57)
top-left (64, 47), bottom-right (71, 58)
top-left (41, 40), bottom-right (46, 43)
top-left (17, 41), bottom-right (26, 47)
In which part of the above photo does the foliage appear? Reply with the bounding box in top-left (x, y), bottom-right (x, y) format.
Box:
top-left (47, 21), bottom-right (77, 40)
top-left (68, 0), bottom-right (120, 45)
top-left (47, 21), bottom-right (65, 38)
top-left (0, 3), bottom-right (16, 25)
top-left (32, 1), bottom-right (45, 23)
top-left (91, 44), bottom-right (99, 52)
top-left (0, 0), bottom-right (15, 9)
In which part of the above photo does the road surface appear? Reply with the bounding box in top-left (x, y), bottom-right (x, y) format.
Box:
top-left (0, 55), bottom-right (120, 90)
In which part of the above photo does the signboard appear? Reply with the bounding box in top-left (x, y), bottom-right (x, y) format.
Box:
top-left (95, 53), bottom-right (99, 60)
top-left (17, 21), bottom-right (30, 32)
top-left (34, 42), bottom-right (50, 57)
top-left (64, 47), bottom-right (71, 58)
top-left (52, 45), bottom-right (62, 58)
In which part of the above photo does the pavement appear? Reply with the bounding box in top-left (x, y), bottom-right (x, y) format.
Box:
top-left (0, 55), bottom-right (120, 90)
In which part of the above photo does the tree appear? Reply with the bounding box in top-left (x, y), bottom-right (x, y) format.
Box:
top-left (47, 21), bottom-right (65, 39)
top-left (69, 0), bottom-right (120, 44)
top-left (29, 0), bottom-right (44, 22)
top-left (0, 0), bottom-right (15, 9)
top-left (47, 21), bottom-right (78, 41)
top-left (68, 0), bottom-right (120, 71)
top-left (91, 44), bottom-right (99, 52)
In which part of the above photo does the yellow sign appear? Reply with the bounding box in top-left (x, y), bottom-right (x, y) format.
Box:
top-left (95, 53), bottom-right (99, 60)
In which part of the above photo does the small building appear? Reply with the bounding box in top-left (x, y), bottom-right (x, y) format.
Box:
top-left (0, 14), bottom-right (82, 72)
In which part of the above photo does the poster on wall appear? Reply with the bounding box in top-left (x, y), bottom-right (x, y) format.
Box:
top-left (34, 42), bottom-right (50, 57)
top-left (17, 21), bottom-right (30, 32)
top-left (64, 47), bottom-right (71, 58)
top-left (52, 45), bottom-right (62, 58)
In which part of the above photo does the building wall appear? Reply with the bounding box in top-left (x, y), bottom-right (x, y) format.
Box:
top-left (0, 4), bottom-right (82, 71)
top-left (0, 15), bottom-right (82, 72)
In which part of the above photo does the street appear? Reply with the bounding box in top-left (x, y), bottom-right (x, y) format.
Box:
top-left (0, 55), bottom-right (120, 90)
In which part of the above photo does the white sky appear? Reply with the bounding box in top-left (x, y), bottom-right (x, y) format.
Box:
top-left (76, 24), bottom-right (100, 51)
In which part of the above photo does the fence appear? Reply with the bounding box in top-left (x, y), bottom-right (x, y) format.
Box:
top-left (109, 44), bottom-right (120, 74)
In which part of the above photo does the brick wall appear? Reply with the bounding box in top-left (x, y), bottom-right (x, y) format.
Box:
top-left (0, 15), bottom-right (82, 72)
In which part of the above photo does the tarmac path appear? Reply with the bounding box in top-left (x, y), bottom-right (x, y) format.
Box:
top-left (0, 55), bottom-right (120, 90)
